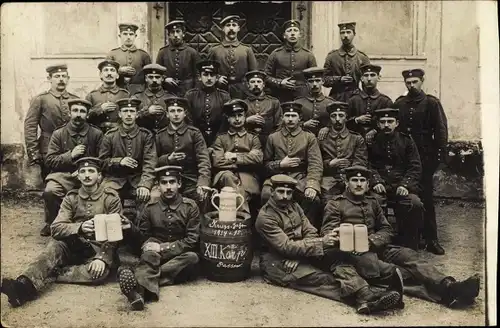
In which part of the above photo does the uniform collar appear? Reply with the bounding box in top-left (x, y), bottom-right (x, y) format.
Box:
top-left (306, 93), bottom-right (326, 102)
top-left (159, 194), bottom-right (183, 211)
top-left (68, 122), bottom-right (90, 137)
top-left (281, 126), bottom-right (302, 137)
top-left (119, 124), bottom-right (140, 137)
top-left (343, 190), bottom-right (368, 205)
top-left (145, 88), bottom-right (166, 97)
top-left (360, 88), bottom-right (381, 99)
top-left (170, 42), bottom-right (187, 50)
top-left (248, 93), bottom-right (267, 101)
top-left (166, 121), bottom-right (188, 135)
top-left (222, 40), bottom-right (241, 47)
top-left (407, 90), bottom-right (426, 102)
top-left (330, 126), bottom-right (349, 139)
top-left (99, 84), bottom-right (120, 94)
top-left (120, 44), bottom-right (137, 52)
top-left (79, 184), bottom-right (105, 201)
top-left (228, 128), bottom-right (247, 137)
top-left (284, 42), bottom-right (302, 52)
top-left (49, 90), bottom-right (70, 99)
top-left (338, 46), bottom-right (358, 57)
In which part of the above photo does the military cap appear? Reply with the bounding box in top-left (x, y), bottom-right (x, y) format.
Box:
top-left (281, 101), bottom-right (303, 115)
top-left (223, 99), bottom-right (248, 116)
top-left (343, 165), bottom-right (371, 179)
top-left (374, 108), bottom-right (399, 119)
top-left (154, 165), bottom-right (183, 178)
top-left (46, 64), bottom-right (68, 74)
top-left (245, 70), bottom-right (267, 81)
top-left (165, 97), bottom-right (189, 109)
top-left (98, 59), bottom-right (120, 71)
top-left (143, 63), bottom-right (167, 76)
top-left (270, 174), bottom-right (298, 189)
top-left (326, 101), bottom-right (349, 115)
top-left (116, 98), bottom-right (142, 110)
top-left (67, 99), bottom-right (92, 110)
top-left (360, 64), bottom-right (382, 75)
top-left (165, 20), bottom-right (186, 31)
top-left (118, 23), bottom-right (139, 33)
top-left (283, 19), bottom-right (301, 30)
top-left (220, 15), bottom-right (241, 27)
top-left (75, 157), bottom-right (102, 170)
top-left (302, 67), bottom-right (325, 80)
top-left (402, 68), bottom-right (425, 79)
top-left (196, 60), bottom-right (220, 73)
top-left (338, 22), bottom-right (356, 32)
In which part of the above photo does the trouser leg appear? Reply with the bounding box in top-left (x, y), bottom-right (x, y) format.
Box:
top-left (159, 252), bottom-right (200, 286)
top-left (295, 190), bottom-right (322, 230)
top-left (392, 193), bottom-right (423, 251)
top-left (420, 161), bottom-right (439, 242)
top-left (135, 250), bottom-right (162, 301)
top-left (183, 179), bottom-right (210, 214)
top-left (43, 180), bottom-right (66, 225)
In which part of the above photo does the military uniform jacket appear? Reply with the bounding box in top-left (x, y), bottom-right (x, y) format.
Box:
top-left (155, 122), bottom-right (211, 187)
top-left (294, 94), bottom-right (336, 136)
top-left (212, 129), bottom-right (263, 194)
top-left (132, 88), bottom-right (175, 133)
top-left (393, 91), bottom-right (448, 160)
top-left (50, 185), bottom-right (133, 266)
top-left (321, 191), bottom-right (394, 250)
top-left (24, 90), bottom-right (79, 162)
top-left (369, 131), bottom-right (422, 193)
top-left (156, 43), bottom-right (200, 95)
top-left (138, 195), bottom-right (200, 261)
top-left (264, 127), bottom-right (323, 192)
top-left (347, 89), bottom-right (393, 135)
top-left (184, 87), bottom-right (231, 146)
top-left (319, 127), bottom-right (367, 178)
top-left (45, 123), bottom-right (103, 187)
top-left (208, 40), bottom-right (257, 83)
top-left (243, 94), bottom-right (282, 144)
top-left (86, 85), bottom-right (130, 130)
top-left (108, 45), bottom-right (152, 85)
top-left (323, 47), bottom-right (370, 97)
top-left (99, 124), bottom-right (157, 190)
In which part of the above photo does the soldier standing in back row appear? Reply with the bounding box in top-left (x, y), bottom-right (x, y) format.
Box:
top-left (323, 22), bottom-right (370, 102)
top-left (394, 69), bottom-right (448, 255)
top-left (156, 20), bottom-right (200, 96)
top-left (108, 23), bottom-right (152, 95)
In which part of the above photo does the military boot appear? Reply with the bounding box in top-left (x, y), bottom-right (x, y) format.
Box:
top-left (1, 276), bottom-right (38, 307)
top-left (440, 274), bottom-right (480, 308)
top-left (355, 286), bottom-right (402, 315)
top-left (117, 266), bottom-right (145, 311)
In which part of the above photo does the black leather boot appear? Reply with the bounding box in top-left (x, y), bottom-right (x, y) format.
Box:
top-left (355, 286), bottom-right (402, 314)
top-left (117, 266), bottom-right (144, 311)
top-left (441, 275), bottom-right (480, 307)
top-left (426, 240), bottom-right (445, 255)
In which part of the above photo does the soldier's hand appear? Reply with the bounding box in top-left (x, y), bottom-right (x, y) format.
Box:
top-left (283, 259), bottom-right (300, 273)
top-left (118, 66), bottom-right (130, 75)
top-left (167, 152), bottom-right (185, 162)
top-left (218, 75), bottom-right (228, 86)
top-left (120, 216), bottom-right (132, 230)
top-left (355, 114), bottom-right (372, 124)
top-left (81, 219), bottom-right (95, 234)
top-left (101, 102), bottom-right (117, 113)
top-left (148, 105), bottom-right (164, 115)
top-left (304, 187), bottom-right (317, 200)
top-left (280, 77), bottom-right (296, 89)
top-left (88, 259), bottom-right (106, 280)
top-left (136, 187), bottom-right (150, 202)
top-left (373, 183), bottom-right (386, 194)
top-left (197, 186), bottom-right (208, 201)
top-left (303, 119), bottom-right (320, 129)
top-left (318, 127), bottom-right (329, 140)
top-left (322, 233), bottom-right (338, 247)
top-left (224, 152), bottom-right (238, 161)
top-left (396, 186), bottom-right (409, 196)
top-left (142, 242), bottom-right (161, 253)
top-left (329, 158), bottom-right (349, 168)
top-left (246, 114), bottom-right (265, 125)
top-left (120, 157), bottom-right (138, 168)
top-left (71, 145), bottom-right (86, 159)
top-left (340, 75), bottom-right (354, 83)
top-left (365, 129), bottom-right (377, 145)
top-left (280, 156), bottom-right (301, 168)
top-left (164, 77), bottom-right (179, 87)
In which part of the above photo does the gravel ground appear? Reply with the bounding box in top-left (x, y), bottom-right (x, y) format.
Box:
top-left (1, 196), bottom-right (486, 327)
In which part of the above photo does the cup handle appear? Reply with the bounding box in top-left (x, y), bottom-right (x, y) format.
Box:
top-left (211, 194), bottom-right (220, 211)
top-left (236, 194), bottom-right (244, 211)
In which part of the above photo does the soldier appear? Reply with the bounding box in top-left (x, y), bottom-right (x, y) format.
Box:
top-left (99, 98), bottom-right (157, 220)
top-left (132, 63), bottom-right (175, 134)
top-left (108, 23), bottom-right (152, 95)
top-left (42, 99), bottom-right (103, 236)
top-left (319, 102), bottom-right (367, 204)
top-left (262, 102), bottom-right (323, 228)
top-left (265, 20), bottom-right (317, 103)
top-left (156, 20), bottom-right (200, 96)
top-left (208, 15), bottom-right (257, 99)
top-left (323, 22), bottom-right (370, 102)
top-left (294, 67), bottom-right (336, 136)
top-left (86, 59), bottom-right (130, 132)
top-left (369, 108), bottom-right (423, 251)
top-left (212, 99), bottom-right (263, 214)
top-left (185, 60), bottom-right (231, 146)
top-left (1, 157), bottom-right (137, 308)
top-left (24, 64), bottom-right (79, 181)
top-left (243, 70), bottom-right (282, 147)
top-left (322, 165), bottom-right (480, 309)
top-left (347, 64), bottom-right (393, 144)
top-left (256, 174), bottom-right (403, 315)
top-left (155, 97), bottom-right (211, 204)
top-left (394, 68), bottom-right (448, 255)
top-left (117, 165), bottom-right (200, 311)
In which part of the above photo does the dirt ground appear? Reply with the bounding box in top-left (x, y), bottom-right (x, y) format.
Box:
top-left (1, 195), bottom-right (486, 327)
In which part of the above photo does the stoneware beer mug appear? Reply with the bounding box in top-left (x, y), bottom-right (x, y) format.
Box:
top-left (211, 186), bottom-right (244, 222)
top-left (339, 223), bottom-right (355, 252)
top-left (94, 214), bottom-right (108, 242)
top-left (354, 224), bottom-right (370, 252)
top-left (105, 213), bottom-right (123, 242)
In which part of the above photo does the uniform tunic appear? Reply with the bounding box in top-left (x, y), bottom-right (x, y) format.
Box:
top-left (156, 43), bottom-right (200, 96)
top-left (108, 45), bottom-right (152, 92)
top-left (243, 94), bottom-right (282, 146)
top-left (323, 46), bottom-right (370, 101)
top-left (184, 87), bottom-right (231, 146)
top-left (347, 89), bottom-right (393, 137)
top-left (86, 85), bottom-right (130, 131)
top-left (265, 44), bottom-right (317, 103)
top-left (24, 90), bottom-right (79, 164)
top-left (132, 88), bottom-right (175, 134)
top-left (294, 94), bottom-right (336, 136)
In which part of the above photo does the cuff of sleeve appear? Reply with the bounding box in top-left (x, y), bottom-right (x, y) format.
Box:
top-left (305, 238), bottom-right (325, 256)
top-left (62, 151), bottom-right (74, 164)
top-left (110, 157), bottom-right (123, 166)
top-left (306, 180), bottom-right (320, 193)
top-left (197, 177), bottom-right (210, 187)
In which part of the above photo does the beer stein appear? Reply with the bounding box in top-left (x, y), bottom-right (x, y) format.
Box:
top-left (354, 224), bottom-right (369, 253)
top-left (105, 213), bottom-right (123, 242)
top-left (93, 214), bottom-right (108, 242)
top-left (211, 187), bottom-right (244, 222)
top-left (339, 223), bottom-right (355, 252)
